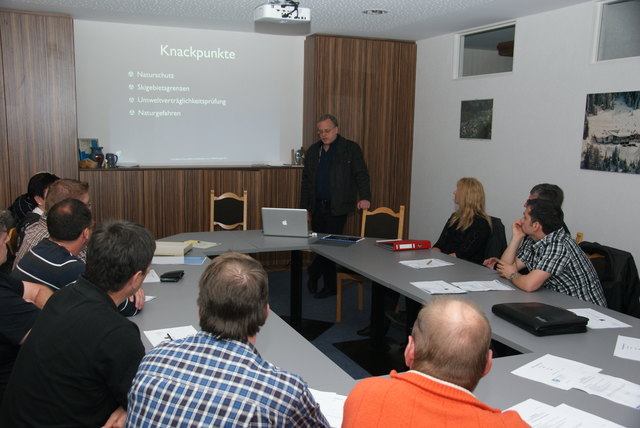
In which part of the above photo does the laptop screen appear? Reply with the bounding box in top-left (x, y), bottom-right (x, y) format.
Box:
top-left (261, 208), bottom-right (309, 238)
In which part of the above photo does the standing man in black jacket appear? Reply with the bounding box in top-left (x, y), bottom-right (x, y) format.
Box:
top-left (301, 114), bottom-right (371, 298)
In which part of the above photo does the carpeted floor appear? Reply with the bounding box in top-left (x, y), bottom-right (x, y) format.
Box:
top-left (267, 271), bottom-right (409, 380)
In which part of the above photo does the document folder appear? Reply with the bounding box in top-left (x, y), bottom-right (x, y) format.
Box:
top-left (492, 302), bottom-right (589, 336)
top-left (376, 240), bottom-right (431, 251)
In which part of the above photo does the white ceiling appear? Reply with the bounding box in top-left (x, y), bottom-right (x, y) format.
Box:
top-left (1, 0), bottom-right (591, 41)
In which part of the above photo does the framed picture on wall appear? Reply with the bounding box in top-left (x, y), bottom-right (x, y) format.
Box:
top-left (581, 91), bottom-right (640, 175)
top-left (460, 99), bottom-right (493, 139)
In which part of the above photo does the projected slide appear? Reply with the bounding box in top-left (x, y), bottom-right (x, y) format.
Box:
top-left (74, 21), bottom-right (303, 166)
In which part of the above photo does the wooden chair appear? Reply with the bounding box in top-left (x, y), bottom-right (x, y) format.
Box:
top-left (209, 190), bottom-right (248, 231)
top-left (6, 227), bottom-right (19, 256)
top-left (335, 205), bottom-right (405, 322)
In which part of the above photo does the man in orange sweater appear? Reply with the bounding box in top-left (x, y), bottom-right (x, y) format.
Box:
top-left (342, 297), bottom-right (530, 427)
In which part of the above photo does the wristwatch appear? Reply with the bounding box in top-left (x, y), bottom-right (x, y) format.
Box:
top-left (508, 272), bottom-right (518, 281)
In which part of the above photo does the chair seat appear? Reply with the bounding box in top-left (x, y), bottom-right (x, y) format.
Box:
top-left (335, 205), bottom-right (405, 322)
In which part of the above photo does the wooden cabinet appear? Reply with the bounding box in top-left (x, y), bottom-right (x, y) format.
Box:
top-left (0, 10), bottom-right (77, 208)
top-left (303, 35), bottom-right (416, 237)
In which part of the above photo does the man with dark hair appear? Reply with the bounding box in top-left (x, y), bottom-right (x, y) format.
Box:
top-left (526, 182), bottom-right (570, 234)
top-left (528, 183), bottom-right (564, 207)
top-left (0, 210), bottom-right (53, 402)
top-left (14, 178), bottom-right (91, 267)
top-left (490, 199), bottom-right (606, 306)
top-left (8, 172), bottom-right (59, 223)
top-left (0, 221), bottom-right (154, 428)
top-left (127, 252), bottom-right (329, 427)
top-left (13, 198), bottom-right (91, 291)
top-left (301, 113), bottom-right (371, 298)
top-left (342, 298), bottom-right (528, 427)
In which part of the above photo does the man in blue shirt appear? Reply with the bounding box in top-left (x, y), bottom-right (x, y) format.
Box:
top-left (127, 252), bottom-right (329, 427)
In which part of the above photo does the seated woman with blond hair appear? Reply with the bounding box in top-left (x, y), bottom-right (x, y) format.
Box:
top-left (432, 178), bottom-right (492, 265)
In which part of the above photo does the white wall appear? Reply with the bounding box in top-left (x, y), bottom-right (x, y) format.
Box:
top-left (411, 2), bottom-right (640, 263)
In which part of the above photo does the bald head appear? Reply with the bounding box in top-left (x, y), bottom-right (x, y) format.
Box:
top-left (410, 298), bottom-right (492, 392)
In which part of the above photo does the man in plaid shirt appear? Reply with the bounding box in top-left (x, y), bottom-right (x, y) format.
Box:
top-left (126, 252), bottom-right (329, 427)
top-left (488, 199), bottom-right (606, 306)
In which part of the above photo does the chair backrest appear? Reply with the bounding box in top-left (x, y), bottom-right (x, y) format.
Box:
top-left (6, 227), bottom-right (18, 256)
top-left (361, 205), bottom-right (405, 239)
top-left (210, 190), bottom-right (248, 231)
top-left (579, 241), bottom-right (640, 318)
top-left (484, 216), bottom-right (507, 259)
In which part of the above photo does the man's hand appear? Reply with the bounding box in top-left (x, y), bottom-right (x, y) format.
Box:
top-left (102, 406), bottom-right (126, 428)
top-left (357, 200), bottom-right (371, 210)
top-left (483, 257), bottom-right (500, 269)
top-left (496, 260), bottom-right (517, 279)
top-left (129, 287), bottom-right (145, 310)
top-left (511, 218), bottom-right (526, 240)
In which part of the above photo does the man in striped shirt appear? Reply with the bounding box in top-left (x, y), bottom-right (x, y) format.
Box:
top-left (13, 198), bottom-right (90, 291)
top-left (13, 198), bottom-right (143, 316)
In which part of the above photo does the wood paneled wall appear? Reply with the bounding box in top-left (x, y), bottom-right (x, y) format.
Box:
top-left (1, 15), bottom-right (417, 267)
top-left (0, 10), bottom-right (78, 208)
top-left (80, 167), bottom-right (303, 266)
top-left (303, 35), bottom-right (416, 237)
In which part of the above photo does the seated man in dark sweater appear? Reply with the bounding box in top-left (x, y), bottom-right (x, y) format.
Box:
top-left (0, 210), bottom-right (53, 402)
top-left (13, 198), bottom-right (143, 316)
top-left (0, 220), bottom-right (155, 427)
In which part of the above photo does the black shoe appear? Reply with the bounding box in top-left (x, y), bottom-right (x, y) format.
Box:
top-left (385, 310), bottom-right (406, 326)
top-left (314, 288), bottom-right (336, 299)
top-left (356, 320), bottom-right (391, 337)
top-left (356, 325), bottom-right (371, 336)
top-left (307, 278), bottom-right (318, 294)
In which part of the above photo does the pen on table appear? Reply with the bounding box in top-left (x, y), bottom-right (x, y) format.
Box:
top-left (164, 333), bottom-right (173, 341)
top-left (426, 260), bottom-right (433, 265)
top-left (184, 240), bottom-right (200, 244)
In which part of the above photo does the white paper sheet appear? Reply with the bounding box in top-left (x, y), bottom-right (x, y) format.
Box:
top-left (508, 398), bottom-right (625, 427)
top-left (143, 269), bottom-right (160, 283)
top-left (451, 280), bottom-right (514, 291)
top-left (399, 258), bottom-right (453, 269)
top-left (309, 388), bottom-right (346, 428)
top-left (144, 295), bottom-right (156, 302)
top-left (567, 308), bottom-right (631, 329)
top-left (152, 256), bottom-right (185, 264)
top-left (144, 325), bottom-right (198, 347)
top-left (511, 354), bottom-right (601, 390)
top-left (573, 372), bottom-right (640, 409)
top-left (184, 240), bottom-right (220, 249)
top-left (614, 335), bottom-right (640, 361)
top-left (411, 280), bottom-right (466, 294)
top-left (512, 354), bottom-right (640, 409)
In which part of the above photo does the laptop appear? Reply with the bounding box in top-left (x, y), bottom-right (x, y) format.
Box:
top-left (261, 208), bottom-right (310, 238)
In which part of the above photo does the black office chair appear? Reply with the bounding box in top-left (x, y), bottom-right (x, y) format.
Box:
top-left (209, 190), bottom-right (248, 231)
top-left (484, 216), bottom-right (507, 259)
top-left (579, 241), bottom-right (640, 318)
top-left (335, 205), bottom-right (405, 322)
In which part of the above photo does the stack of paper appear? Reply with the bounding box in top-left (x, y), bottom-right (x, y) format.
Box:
top-left (411, 279), bottom-right (513, 295)
top-left (309, 389), bottom-right (347, 428)
top-left (512, 354), bottom-right (640, 408)
top-left (509, 398), bottom-right (625, 427)
top-left (154, 241), bottom-right (193, 256)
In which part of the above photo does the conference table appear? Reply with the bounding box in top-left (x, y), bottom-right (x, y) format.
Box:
top-left (134, 230), bottom-right (640, 426)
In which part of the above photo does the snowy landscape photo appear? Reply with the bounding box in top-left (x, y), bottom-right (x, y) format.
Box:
top-left (581, 91), bottom-right (640, 175)
top-left (460, 99), bottom-right (493, 140)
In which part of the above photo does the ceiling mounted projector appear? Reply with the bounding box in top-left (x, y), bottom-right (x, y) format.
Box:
top-left (254, 1), bottom-right (311, 24)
